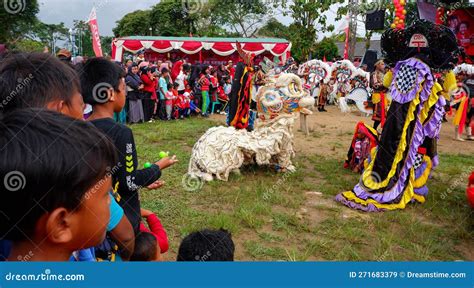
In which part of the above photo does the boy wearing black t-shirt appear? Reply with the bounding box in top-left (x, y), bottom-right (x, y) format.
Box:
top-left (78, 58), bottom-right (178, 234)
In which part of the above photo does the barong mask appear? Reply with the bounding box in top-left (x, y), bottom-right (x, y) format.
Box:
top-left (256, 73), bottom-right (315, 117)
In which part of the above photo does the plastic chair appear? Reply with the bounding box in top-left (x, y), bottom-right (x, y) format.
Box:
top-left (211, 100), bottom-right (221, 114)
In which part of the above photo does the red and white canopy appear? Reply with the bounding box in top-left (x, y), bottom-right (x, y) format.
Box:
top-left (111, 36), bottom-right (291, 62)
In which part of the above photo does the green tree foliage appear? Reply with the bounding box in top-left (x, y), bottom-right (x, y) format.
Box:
top-left (256, 18), bottom-right (291, 39)
top-left (113, 10), bottom-right (151, 37)
top-left (149, 0), bottom-right (193, 36)
top-left (336, 1), bottom-right (419, 49)
top-left (101, 36), bottom-right (113, 56)
top-left (0, 0), bottom-right (39, 44)
top-left (313, 37), bottom-right (339, 60)
top-left (14, 39), bottom-right (44, 52)
top-left (283, 0), bottom-right (343, 61)
top-left (73, 20), bottom-right (93, 56)
top-left (33, 22), bottom-right (69, 50)
top-left (208, 0), bottom-right (271, 37)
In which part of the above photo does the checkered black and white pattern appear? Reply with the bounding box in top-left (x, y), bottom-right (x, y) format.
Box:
top-left (413, 153), bottom-right (424, 170)
top-left (395, 64), bottom-right (418, 94)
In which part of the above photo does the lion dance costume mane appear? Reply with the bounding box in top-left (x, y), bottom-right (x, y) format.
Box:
top-left (188, 55), bottom-right (314, 181)
top-left (335, 20), bottom-right (460, 212)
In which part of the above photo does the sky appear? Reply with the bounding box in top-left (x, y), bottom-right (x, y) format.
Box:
top-left (37, 0), bottom-right (351, 39)
top-left (37, 0), bottom-right (161, 36)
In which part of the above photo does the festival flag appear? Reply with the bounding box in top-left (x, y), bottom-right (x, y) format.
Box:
top-left (87, 6), bottom-right (103, 57)
top-left (338, 16), bottom-right (350, 60)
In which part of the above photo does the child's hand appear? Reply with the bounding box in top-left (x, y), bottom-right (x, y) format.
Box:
top-left (147, 179), bottom-right (165, 190)
top-left (141, 208), bottom-right (154, 217)
top-left (155, 155), bottom-right (178, 170)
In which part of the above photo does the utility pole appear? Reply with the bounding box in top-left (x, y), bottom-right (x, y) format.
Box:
top-left (348, 0), bottom-right (358, 61)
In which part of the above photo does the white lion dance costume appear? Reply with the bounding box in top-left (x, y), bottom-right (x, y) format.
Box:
top-left (335, 20), bottom-right (461, 212)
top-left (188, 73), bottom-right (314, 181)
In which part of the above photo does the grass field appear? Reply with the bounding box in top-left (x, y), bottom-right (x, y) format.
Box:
top-left (131, 117), bottom-right (474, 261)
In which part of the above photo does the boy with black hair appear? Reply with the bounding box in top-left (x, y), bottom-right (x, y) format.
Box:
top-left (0, 52), bottom-right (135, 261)
top-left (130, 208), bottom-right (168, 261)
top-left (130, 233), bottom-right (159, 261)
top-left (177, 229), bottom-right (235, 261)
top-left (0, 109), bottom-right (117, 261)
top-left (79, 57), bottom-right (178, 235)
top-left (0, 52), bottom-right (84, 118)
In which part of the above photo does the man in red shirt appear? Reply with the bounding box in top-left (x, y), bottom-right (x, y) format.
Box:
top-left (227, 60), bottom-right (235, 81)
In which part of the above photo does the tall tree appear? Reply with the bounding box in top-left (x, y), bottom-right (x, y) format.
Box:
top-left (283, 0), bottom-right (343, 61)
top-left (149, 0), bottom-right (194, 36)
top-left (209, 0), bottom-right (271, 37)
top-left (256, 18), bottom-right (291, 39)
top-left (101, 36), bottom-right (113, 56)
top-left (113, 10), bottom-right (151, 37)
top-left (0, 0), bottom-right (39, 44)
top-left (33, 22), bottom-right (69, 52)
top-left (314, 37), bottom-right (339, 60)
top-left (14, 39), bottom-right (44, 52)
top-left (336, 0), bottom-right (419, 50)
top-left (73, 20), bottom-right (93, 56)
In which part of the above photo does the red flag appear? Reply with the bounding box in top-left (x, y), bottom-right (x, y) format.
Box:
top-left (338, 16), bottom-right (350, 60)
top-left (343, 27), bottom-right (349, 60)
top-left (87, 7), bottom-right (103, 57)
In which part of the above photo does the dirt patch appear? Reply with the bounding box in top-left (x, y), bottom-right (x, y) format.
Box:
top-left (209, 106), bottom-right (474, 157)
top-left (455, 242), bottom-right (474, 260)
top-left (295, 106), bottom-right (474, 156)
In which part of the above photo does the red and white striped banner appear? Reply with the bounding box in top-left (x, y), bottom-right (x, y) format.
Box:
top-left (88, 7), bottom-right (103, 57)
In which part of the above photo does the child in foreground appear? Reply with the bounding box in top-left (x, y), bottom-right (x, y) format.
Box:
top-left (0, 52), bottom-right (134, 261)
top-left (79, 58), bottom-right (178, 235)
top-left (177, 229), bottom-right (235, 261)
top-left (0, 109), bottom-right (117, 261)
top-left (130, 208), bottom-right (169, 261)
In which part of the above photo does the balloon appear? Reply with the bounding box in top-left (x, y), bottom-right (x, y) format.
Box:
top-left (391, 23), bottom-right (396, 28)
top-left (159, 151), bottom-right (169, 159)
top-left (402, 9), bottom-right (407, 15)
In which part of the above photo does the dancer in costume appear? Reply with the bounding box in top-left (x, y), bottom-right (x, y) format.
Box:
top-left (332, 60), bottom-right (353, 99)
top-left (317, 80), bottom-right (329, 112)
top-left (452, 63), bottom-right (474, 141)
top-left (344, 122), bottom-right (378, 173)
top-left (227, 43), bottom-right (255, 130)
top-left (335, 20), bottom-right (460, 212)
top-left (370, 59), bottom-right (389, 130)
